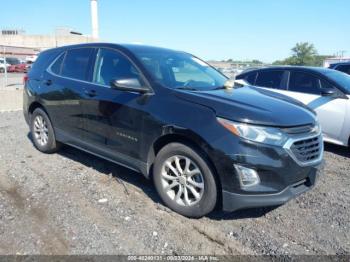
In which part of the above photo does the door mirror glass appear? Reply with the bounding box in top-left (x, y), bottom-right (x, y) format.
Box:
top-left (320, 80), bottom-right (341, 97)
top-left (321, 88), bottom-right (336, 96)
top-left (111, 78), bottom-right (149, 94)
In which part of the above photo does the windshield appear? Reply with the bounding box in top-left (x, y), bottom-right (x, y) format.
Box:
top-left (133, 49), bottom-right (227, 91)
top-left (324, 69), bottom-right (350, 94)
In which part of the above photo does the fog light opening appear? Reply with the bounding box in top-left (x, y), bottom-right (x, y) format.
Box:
top-left (234, 164), bottom-right (260, 188)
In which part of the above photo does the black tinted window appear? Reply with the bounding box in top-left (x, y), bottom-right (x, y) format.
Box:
top-left (336, 65), bottom-right (350, 75)
top-left (93, 48), bottom-right (143, 86)
top-left (256, 71), bottom-right (284, 89)
top-left (61, 48), bottom-right (93, 81)
top-left (320, 79), bottom-right (335, 90)
top-left (29, 50), bottom-right (61, 77)
top-left (246, 72), bottom-right (257, 84)
top-left (289, 72), bottom-right (320, 95)
top-left (50, 52), bottom-right (65, 75)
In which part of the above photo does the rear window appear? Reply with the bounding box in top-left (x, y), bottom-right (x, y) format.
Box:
top-left (255, 71), bottom-right (284, 89)
top-left (61, 48), bottom-right (94, 81)
top-left (29, 50), bottom-right (61, 78)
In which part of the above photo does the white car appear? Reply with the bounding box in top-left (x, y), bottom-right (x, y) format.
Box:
top-left (25, 55), bottom-right (38, 63)
top-left (0, 58), bottom-right (10, 73)
top-left (236, 66), bottom-right (350, 147)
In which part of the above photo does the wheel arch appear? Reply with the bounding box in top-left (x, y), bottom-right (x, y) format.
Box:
top-left (28, 101), bottom-right (56, 132)
top-left (28, 101), bottom-right (47, 119)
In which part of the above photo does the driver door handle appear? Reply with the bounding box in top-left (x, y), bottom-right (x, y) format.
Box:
top-left (84, 89), bottom-right (97, 97)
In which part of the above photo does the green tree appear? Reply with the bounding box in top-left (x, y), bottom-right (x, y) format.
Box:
top-left (290, 42), bottom-right (318, 65)
top-left (273, 42), bottom-right (321, 66)
top-left (252, 59), bottom-right (263, 65)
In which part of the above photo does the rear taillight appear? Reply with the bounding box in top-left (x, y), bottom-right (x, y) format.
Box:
top-left (23, 75), bottom-right (29, 85)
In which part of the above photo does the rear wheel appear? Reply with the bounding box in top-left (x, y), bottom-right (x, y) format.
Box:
top-left (153, 143), bottom-right (217, 218)
top-left (30, 108), bottom-right (61, 153)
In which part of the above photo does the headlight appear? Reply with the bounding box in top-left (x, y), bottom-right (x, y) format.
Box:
top-left (217, 117), bottom-right (289, 146)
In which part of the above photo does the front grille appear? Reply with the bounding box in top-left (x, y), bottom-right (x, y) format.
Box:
top-left (281, 124), bottom-right (316, 134)
top-left (290, 135), bottom-right (322, 163)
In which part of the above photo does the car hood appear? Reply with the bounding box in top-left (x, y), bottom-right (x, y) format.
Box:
top-left (175, 86), bottom-right (316, 127)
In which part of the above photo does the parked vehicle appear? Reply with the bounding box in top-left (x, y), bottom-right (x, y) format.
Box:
top-left (24, 44), bottom-right (323, 217)
top-left (329, 62), bottom-right (350, 75)
top-left (25, 55), bottom-right (38, 63)
top-left (0, 58), bottom-right (10, 73)
top-left (237, 66), bottom-right (350, 147)
top-left (7, 62), bottom-right (30, 73)
top-left (5, 57), bottom-right (21, 66)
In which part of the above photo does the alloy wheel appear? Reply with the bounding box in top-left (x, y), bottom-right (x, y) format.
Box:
top-left (33, 115), bottom-right (49, 146)
top-left (160, 155), bottom-right (205, 206)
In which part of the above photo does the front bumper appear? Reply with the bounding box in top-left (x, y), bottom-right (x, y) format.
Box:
top-left (207, 127), bottom-right (323, 212)
top-left (222, 166), bottom-right (321, 211)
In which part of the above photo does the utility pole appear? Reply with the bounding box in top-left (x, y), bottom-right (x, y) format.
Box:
top-left (2, 46), bottom-right (8, 88)
top-left (91, 0), bottom-right (99, 39)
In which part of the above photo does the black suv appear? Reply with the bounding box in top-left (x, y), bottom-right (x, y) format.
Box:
top-left (24, 43), bottom-right (323, 218)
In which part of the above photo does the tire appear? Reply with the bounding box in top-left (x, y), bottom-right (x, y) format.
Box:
top-left (30, 108), bottom-right (61, 153)
top-left (153, 142), bottom-right (218, 218)
top-left (0, 68), bottom-right (4, 73)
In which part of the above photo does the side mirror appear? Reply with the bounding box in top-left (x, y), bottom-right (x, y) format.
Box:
top-left (321, 88), bottom-right (336, 97)
top-left (111, 78), bottom-right (149, 94)
top-left (234, 79), bottom-right (249, 88)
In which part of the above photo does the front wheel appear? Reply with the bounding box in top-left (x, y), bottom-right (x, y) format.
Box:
top-left (153, 143), bottom-right (218, 218)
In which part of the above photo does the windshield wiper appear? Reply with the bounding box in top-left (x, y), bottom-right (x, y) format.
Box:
top-left (211, 86), bottom-right (226, 90)
top-left (175, 87), bottom-right (198, 91)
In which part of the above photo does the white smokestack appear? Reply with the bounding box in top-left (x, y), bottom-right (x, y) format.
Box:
top-left (91, 0), bottom-right (99, 39)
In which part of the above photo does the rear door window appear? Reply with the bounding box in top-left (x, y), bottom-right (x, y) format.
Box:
top-left (288, 71), bottom-right (321, 95)
top-left (61, 48), bottom-right (94, 81)
top-left (255, 71), bottom-right (284, 89)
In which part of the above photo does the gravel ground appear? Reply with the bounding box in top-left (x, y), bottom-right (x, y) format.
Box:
top-left (0, 111), bottom-right (349, 255)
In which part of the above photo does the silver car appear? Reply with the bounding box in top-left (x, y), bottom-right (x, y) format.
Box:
top-left (236, 66), bottom-right (350, 147)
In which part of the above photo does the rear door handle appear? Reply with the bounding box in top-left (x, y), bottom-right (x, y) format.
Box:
top-left (84, 89), bottom-right (97, 97)
top-left (43, 79), bottom-right (52, 86)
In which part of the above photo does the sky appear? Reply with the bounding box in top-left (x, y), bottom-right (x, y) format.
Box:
top-left (0, 0), bottom-right (349, 62)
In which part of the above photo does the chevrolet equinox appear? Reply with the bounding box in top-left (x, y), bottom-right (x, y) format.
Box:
top-left (23, 43), bottom-right (323, 218)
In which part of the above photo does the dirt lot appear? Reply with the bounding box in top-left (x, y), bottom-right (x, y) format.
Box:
top-left (0, 74), bottom-right (24, 112)
top-left (0, 111), bottom-right (349, 255)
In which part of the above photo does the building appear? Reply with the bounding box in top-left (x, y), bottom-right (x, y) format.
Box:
top-left (1, 1), bottom-right (100, 59)
top-left (0, 45), bottom-right (40, 60)
top-left (324, 57), bottom-right (350, 68)
top-left (0, 28), bottom-right (98, 59)
top-left (0, 28), bottom-right (96, 49)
